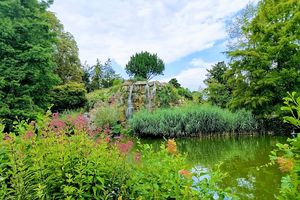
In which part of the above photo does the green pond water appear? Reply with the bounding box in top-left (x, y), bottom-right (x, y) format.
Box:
top-left (140, 135), bottom-right (286, 200)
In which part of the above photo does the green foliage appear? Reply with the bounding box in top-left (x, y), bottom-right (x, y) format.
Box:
top-left (129, 104), bottom-right (257, 137)
top-left (90, 59), bottom-right (120, 91)
top-left (281, 92), bottom-right (300, 128)
top-left (204, 61), bottom-right (231, 108)
top-left (50, 83), bottom-right (87, 112)
top-left (54, 31), bottom-right (83, 83)
top-left (47, 12), bottom-right (83, 84)
top-left (0, 0), bottom-right (59, 130)
top-left (227, 0), bottom-right (300, 118)
top-left (169, 78), bottom-right (181, 88)
top-left (90, 103), bottom-right (120, 127)
top-left (82, 61), bottom-right (93, 92)
top-left (157, 84), bottom-right (180, 107)
top-left (192, 91), bottom-right (204, 104)
top-left (90, 59), bottom-right (103, 90)
top-left (125, 51), bottom-right (165, 80)
top-left (86, 85), bottom-right (122, 110)
top-left (270, 136), bottom-right (300, 200)
top-left (0, 114), bottom-right (231, 199)
top-left (177, 87), bottom-right (193, 100)
top-left (269, 92), bottom-right (300, 199)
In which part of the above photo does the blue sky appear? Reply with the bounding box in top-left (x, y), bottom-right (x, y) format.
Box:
top-left (50, 0), bottom-right (256, 91)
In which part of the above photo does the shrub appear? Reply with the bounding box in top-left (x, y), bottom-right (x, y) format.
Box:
top-left (157, 84), bottom-right (180, 107)
top-left (177, 87), bottom-right (193, 100)
top-left (86, 85), bottom-right (122, 110)
top-left (129, 104), bottom-right (257, 137)
top-left (50, 82), bottom-right (87, 112)
top-left (90, 103), bottom-right (120, 127)
top-left (0, 113), bottom-right (232, 199)
top-left (269, 92), bottom-right (300, 199)
top-left (86, 89), bottom-right (111, 110)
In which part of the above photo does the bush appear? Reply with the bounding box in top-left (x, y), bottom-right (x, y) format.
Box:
top-left (269, 92), bottom-right (300, 199)
top-left (0, 113), bottom-right (232, 199)
top-left (177, 87), bottom-right (193, 100)
top-left (129, 104), bottom-right (257, 137)
top-left (86, 89), bottom-right (111, 110)
top-left (90, 103), bottom-right (120, 127)
top-left (157, 84), bottom-right (180, 107)
top-left (50, 83), bottom-right (87, 112)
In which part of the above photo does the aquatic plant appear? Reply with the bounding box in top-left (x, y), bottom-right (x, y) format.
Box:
top-left (129, 104), bottom-right (257, 137)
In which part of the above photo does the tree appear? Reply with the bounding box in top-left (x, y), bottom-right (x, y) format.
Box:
top-left (0, 0), bottom-right (59, 129)
top-left (82, 61), bottom-right (93, 92)
top-left (169, 78), bottom-right (181, 88)
top-left (125, 51), bottom-right (165, 80)
top-left (90, 59), bottom-right (121, 90)
top-left (47, 12), bottom-right (83, 84)
top-left (90, 59), bottom-right (102, 90)
top-left (226, 3), bottom-right (256, 51)
top-left (204, 62), bottom-right (231, 108)
top-left (227, 0), bottom-right (300, 118)
top-left (101, 59), bottom-right (120, 88)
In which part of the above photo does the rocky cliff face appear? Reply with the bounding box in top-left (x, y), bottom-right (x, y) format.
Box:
top-left (120, 81), bottom-right (166, 118)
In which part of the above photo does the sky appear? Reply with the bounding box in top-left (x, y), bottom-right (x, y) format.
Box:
top-left (50, 0), bottom-right (256, 91)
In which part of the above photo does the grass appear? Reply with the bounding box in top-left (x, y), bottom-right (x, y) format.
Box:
top-left (129, 104), bottom-right (257, 137)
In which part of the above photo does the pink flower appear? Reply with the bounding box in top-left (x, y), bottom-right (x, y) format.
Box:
top-left (116, 140), bottom-right (134, 154)
top-left (105, 137), bottom-right (110, 143)
top-left (52, 112), bottom-right (59, 119)
top-left (24, 131), bottom-right (34, 139)
top-left (3, 134), bottom-right (11, 141)
top-left (135, 152), bottom-right (141, 162)
top-left (72, 115), bottom-right (89, 130)
top-left (49, 113), bottom-right (66, 132)
top-left (104, 127), bottom-right (111, 135)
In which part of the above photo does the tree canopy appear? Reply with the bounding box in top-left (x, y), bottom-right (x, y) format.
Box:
top-left (226, 0), bottom-right (300, 118)
top-left (125, 51), bottom-right (165, 80)
top-left (204, 62), bottom-right (231, 108)
top-left (0, 0), bottom-right (59, 129)
top-left (47, 12), bottom-right (83, 84)
top-left (90, 59), bottom-right (120, 91)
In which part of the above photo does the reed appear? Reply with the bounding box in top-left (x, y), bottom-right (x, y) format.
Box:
top-left (129, 104), bottom-right (257, 137)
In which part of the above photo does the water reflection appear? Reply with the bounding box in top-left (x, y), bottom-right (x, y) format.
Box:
top-left (140, 135), bottom-right (285, 200)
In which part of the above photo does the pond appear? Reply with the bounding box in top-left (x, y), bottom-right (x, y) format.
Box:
top-left (140, 135), bottom-right (286, 200)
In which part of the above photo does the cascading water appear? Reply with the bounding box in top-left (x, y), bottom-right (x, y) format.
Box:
top-left (145, 83), bottom-right (151, 110)
top-left (126, 85), bottom-right (134, 118)
top-left (151, 81), bottom-right (156, 98)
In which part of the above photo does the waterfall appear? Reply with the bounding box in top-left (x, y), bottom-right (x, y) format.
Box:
top-left (126, 85), bottom-right (134, 118)
top-left (151, 81), bottom-right (156, 98)
top-left (145, 83), bottom-right (151, 110)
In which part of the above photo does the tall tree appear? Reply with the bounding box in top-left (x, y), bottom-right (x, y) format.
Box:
top-left (47, 12), bottom-right (83, 84)
top-left (125, 51), bottom-right (165, 80)
top-left (204, 62), bottom-right (231, 108)
top-left (0, 0), bottom-right (59, 129)
top-left (101, 59), bottom-right (120, 88)
top-left (82, 61), bottom-right (93, 92)
top-left (227, 0), bottom-right (300, 118)
top-left (90, 59), bottom-right (120, 90)
top-left (90, 59), bottom-right (102, 90)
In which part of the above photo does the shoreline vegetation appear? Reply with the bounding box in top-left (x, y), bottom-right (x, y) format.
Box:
top-left (0, 113), bottom-right (232, 199)
top-left (129, 104), bottom-right (257, 138)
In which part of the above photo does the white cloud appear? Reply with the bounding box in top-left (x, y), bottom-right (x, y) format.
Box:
top-left (162, 58), bottom-right (215, 91)
top-left (190, 58), bottom-right (213, 68)
top-left (50, 0), bottom-right (254, 66)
